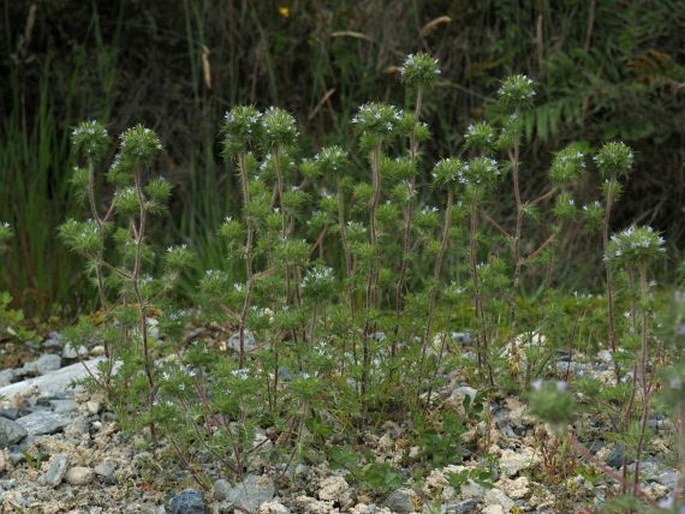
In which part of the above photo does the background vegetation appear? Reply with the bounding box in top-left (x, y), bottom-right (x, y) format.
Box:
top-left (1, 0), bottom-right (684, 318)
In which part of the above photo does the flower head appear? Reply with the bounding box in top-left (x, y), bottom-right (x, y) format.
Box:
top-left (604, 225), bottom-right (666, 265)
top-left (400, 52), bottom-right (441, 88)
top-left (71, 120), bottom-right (110, 161)
top-left (497, 74), bottom-right (536, 110)
top-left (594, 141), bottom-right (634, 179)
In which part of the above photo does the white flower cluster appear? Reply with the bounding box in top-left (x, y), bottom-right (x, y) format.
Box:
top-left (231, 368), bottom-right (250, 380)
top-left (498, 75), bottom-right (536, 98)
top-left (72, 120), bottom-right (107, 139)
top-left (351, 103), bottom-right (403, 134)
top-left (301, 266), bottom-right (334, 288)
top-left (605, 225), bottom-right (666, 262)
top-left (400, 53), bottom-right (441, 77)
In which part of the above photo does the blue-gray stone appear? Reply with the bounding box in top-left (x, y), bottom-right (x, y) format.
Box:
top-left (605, 445), bottom-right (634, 469)
top-left (0, 417), bottom-right (28, 447)
top-left (15, 411), bottom-right (71, 436)
top-left (213, 479), bottom-right (232, 501)
top-left (0, 408), bottom-right (20, 420)
top-left (382, 488), bottom-right (414, 514)
top-left (170, 488), bottom-right (205, 514)
top-left (0, 369), bottom-right (17, 386)
top-left (42, 332), bottom-right (64, 350)
top-left (49, 399), bottom-right (79, 414)
top-left (44, 453), bottom-right (69, 487)
top-left (214, 475), bottom-right (275, 513)
top-left (23, 354), bottom-right (62, 375)
top-left (442, 499), bottom-right (478, 514)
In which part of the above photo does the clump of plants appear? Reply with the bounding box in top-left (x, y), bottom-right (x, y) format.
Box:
top-left (59, 51), bottom-right (683, 510)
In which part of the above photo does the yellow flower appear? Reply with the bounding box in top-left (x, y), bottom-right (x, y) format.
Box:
top-left (278, 6), bottom-right (290, 18)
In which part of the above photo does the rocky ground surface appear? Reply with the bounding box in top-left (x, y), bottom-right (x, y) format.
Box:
top-left (0, 332), bottom-right (681, 513)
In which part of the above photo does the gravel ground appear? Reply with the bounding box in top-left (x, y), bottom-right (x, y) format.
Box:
top-left (0, 332), bottom-right (681, 513)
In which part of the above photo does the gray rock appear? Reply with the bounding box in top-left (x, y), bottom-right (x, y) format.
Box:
top-left (49, 399), bottom-right (79, 414)
top-left (0, 417), bottom-right (28, 447)
top-left (227, 330), bottom-right (257, 353)
top-left (15, 411), bottom-right (71, 436)
top-left (169, 488), bottom-right (205, 514)
top-left (0, 408), bottom-right (20, 420)
top-left (94, 459), bottom-right (116, 477)
top-left (484, 488), bottom-right (514, 511)
top-left (44, 453), bottom-right (69, 487)
top-left (23, 354), bottom-right (62, 375)
top-left (213, 479), bottom-right (232, 501)
top-left (42, 333), bottom-right (65, 350)
top-left (451, 332), bottom-right (473, 344)
top-left (382, 488), bottom-right (415, 514)
top-left (214, 475), bottom-right (275, 513)
top-left (64, 415), bottom-right (91, 439)
top-left (605, 445), bottom-right (633, 469)
top-left (0, 369), bottom-right (17, 386)
top-left (62, 341), bottom-right (89, 359)
top-left (442, 499), bottom-right (478, 514)
top-left (0, 357), bottom-right (111, 401)
top-left (452, 386), bottom-right (478, 403)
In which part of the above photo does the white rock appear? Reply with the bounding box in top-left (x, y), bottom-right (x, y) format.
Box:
top-left (258, 500), bottom-right (291, 514)
top-left (317, 475), bottom-right (354, 508)
top-left (504, 397), bottom-right (531, 428)
top-left (497, 476), bottom-right (530, 499)
top-left (65, 466), bottom-right (95, 485)
top-left (90, 345), bottom-right (106, 356)
top-left (485, 488), bottom-right (515, 512)
top-left (499, 447), bottom-right (539, 478)
top-left (63, 341), bottom-right (89, 359)
top-left (86, 401), bottom-right (101, 414)
top-left (482, 505), bottom-right (505, 514)
top-left (0, 357), bottom-right (113, 402)
top-left (294, 495), bottom-right (333, 514)
top-left (460, 479), bottom-right (486, 499)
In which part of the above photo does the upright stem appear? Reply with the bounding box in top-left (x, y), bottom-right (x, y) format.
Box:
top-left (621, 266), bottom-right (638, 492)
top-left (393, 87), bottom-right (423, 354)
top-left (367, 143), bottom-right (382, 310)
top-left (86, 160), bottom-right (111, 361)
top-left (272, 146), bottom-right (287, 238)
top-left (337, 179), bottom-right (354, 312)
top-left (602, 175), bottom-right (620, 378)
top-left (362, 143), bottom-right (382, 401)
top-left (509, 142), bottom-right (523, 340)
top-left (633, 262), bottom-right (652, 495)
top-left (470, 195), bottom-right (493, 385)
top-left (132, 167), bottom-right (155, 439)
top-left (418, 189), bottom-right (453, 403)
top-left (237, 152), bottom-right (254, 369)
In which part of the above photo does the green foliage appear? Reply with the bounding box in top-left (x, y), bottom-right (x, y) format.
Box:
top-left (53, 48), bottom-right (683, 507)
top-left (446, 467), bottom-right (494, 492)
top-left (357, 462), bottom-right (404, 495)
top-left (527, 380), bottom-right (577, 435)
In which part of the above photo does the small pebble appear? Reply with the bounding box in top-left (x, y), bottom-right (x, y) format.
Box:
top-left (44, 453), bottom-right (70, 487)
top-left (170, 488), bottom-right (205, 514)
top-left (86, 401), bottom-right (101, 414)
top-left (65, 466), bottom-right (95, 485)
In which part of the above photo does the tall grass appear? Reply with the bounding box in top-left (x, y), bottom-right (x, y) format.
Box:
top-left (0, 4), bottom-right (121, 316)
